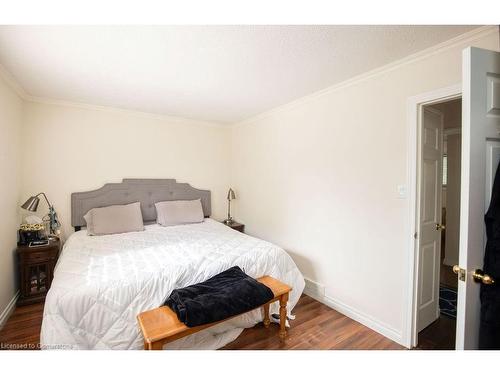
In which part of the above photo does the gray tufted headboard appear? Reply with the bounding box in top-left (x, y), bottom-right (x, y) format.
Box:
top-left (71, 179), bottom-right (211, 230)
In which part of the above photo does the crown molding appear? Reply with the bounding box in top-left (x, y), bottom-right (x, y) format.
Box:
top-left (0, 63), bottom-right (28, 99)
top-left (0, 59), bottom-right (227, 129)
top-left (1, 26), bottom-right (497, 128)
top-left (24, 96), bottom-right (229, 128)
top-left (234, 25), bottom-right (499, 128)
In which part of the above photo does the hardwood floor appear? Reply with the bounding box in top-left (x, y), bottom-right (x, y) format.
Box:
top-left (415, 263), bottom-right (457, 349)
top-left (417, 240), bottom-right (457, 350)
top-left (0, 302), bottom-right (44, 350)
top-left (224, 295), bottom-right (402, 349)
top-left (0, 294), bottom-right (403, 350)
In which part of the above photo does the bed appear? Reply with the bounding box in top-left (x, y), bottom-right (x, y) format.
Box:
top-left (40, 179), bottom-right (305, 349)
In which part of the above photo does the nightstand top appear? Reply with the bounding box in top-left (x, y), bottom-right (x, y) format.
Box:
top-left (223, 220), bottom-right (243, 228)
top-left (17, 237), bottom-right (60, 252)
top-left (222, 221), bottom-right (245, 233)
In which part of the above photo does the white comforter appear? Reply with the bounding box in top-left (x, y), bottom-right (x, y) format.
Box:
top-left (40, 219), bottom-right (304, 349)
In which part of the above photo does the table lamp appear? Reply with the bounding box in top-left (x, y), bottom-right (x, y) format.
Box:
top-left (21, 192), bottom-right (60, 236)
top-left (223, 188), bottom-right (236, 224)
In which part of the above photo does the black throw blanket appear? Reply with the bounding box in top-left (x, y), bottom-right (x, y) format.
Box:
top-left (479, 162), bottom-right (500, 349)
top-left (164, 266), bottom-right (275, 327)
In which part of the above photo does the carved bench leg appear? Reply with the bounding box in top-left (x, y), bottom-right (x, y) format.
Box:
top-left (263, 303), bottom-right (270, 328)
top-left (279, 292), bottom-right (289, 342)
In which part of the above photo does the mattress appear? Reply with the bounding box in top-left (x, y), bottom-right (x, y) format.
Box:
top-left (40, 219), bottom-right (305, 349)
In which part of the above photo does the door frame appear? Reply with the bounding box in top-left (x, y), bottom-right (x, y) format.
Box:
top-left (403, 83), bottom-right (462, 348)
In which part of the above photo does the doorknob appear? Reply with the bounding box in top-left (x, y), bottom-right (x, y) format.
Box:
top-left (453, 265), bottom-right (466, 281)
top-left (472, 269), bottom-right (495, 285)
top-left (436, 223), bottom-right (446, 230)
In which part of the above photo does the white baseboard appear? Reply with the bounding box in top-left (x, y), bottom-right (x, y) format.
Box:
top-left (303, 277), bottom-right (325, 297)
top-left (0, 291), bottom-right (19, 330)
top-left (303, 278), bottom-right (404, 346)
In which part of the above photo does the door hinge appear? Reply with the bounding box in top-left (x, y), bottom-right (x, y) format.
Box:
top-left (414, 232), bottom-right (418, 239)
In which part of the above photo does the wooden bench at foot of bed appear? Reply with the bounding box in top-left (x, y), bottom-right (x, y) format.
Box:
top-left (137, 276), bottom-right (292, 350)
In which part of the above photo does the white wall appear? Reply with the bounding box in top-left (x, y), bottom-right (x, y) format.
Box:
top-left (230, 28), bottom-right (499, 344)
top-left (0, 73), bottom-right (23, 323)
top-left (21, 101), bottom-right (231, 238)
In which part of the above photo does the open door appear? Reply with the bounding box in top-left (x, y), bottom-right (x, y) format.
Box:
top-left (416, 107), bottom-right (444, 332)
top-left (456, 47), bottom-right (500, 349)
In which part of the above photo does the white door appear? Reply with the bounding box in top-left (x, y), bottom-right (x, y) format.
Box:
top-left (417, 106), bottom-right (444, 332)
top-left (457, 47), bottom-right (500, 349)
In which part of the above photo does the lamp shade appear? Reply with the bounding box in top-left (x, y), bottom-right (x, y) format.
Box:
top-left (21, 196), bottom-right (40, 212)
top-left (227, 188), bottom-right (236, 200)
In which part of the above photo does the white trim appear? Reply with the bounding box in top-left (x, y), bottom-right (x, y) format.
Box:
top-left (0, 65), bottom-right (226, 129)
top-left (0, 27), bottom-right (496, 127)
top-left (303, 277), bottom-right (325, 297)
top-left (0, 63), bottom-right (28, 99)
top-left (25, 96), bottom-right (228, 129)
top-left (303, 287), bottom-right (403, 346)
top-left (403, 84), bottom-right (462, 348)
top-left (235, 26), bottom-right (496, 128)
top-left (0, 291), bottom-right (19, 330)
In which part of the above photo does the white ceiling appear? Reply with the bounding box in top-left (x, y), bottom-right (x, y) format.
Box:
top-left (0, 25), bottom-right (478, 124)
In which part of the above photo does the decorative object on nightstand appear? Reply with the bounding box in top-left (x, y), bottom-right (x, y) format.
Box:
top-left (223, 188), bottom-right (236, 225)
top-left (223, 220), bottom-right (245, 233)
top-left (21, 192), bottom-right (61, 237)
top-left (18, 222), bottom-right (47, 246)
top-left (16, 237), bottom-right (60, 306)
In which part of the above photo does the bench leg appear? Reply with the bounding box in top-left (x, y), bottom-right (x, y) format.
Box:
top-left (145, 340), bottom-right (164, 350)
top-left (263, 303), bottom-right (270, 328)
top-left (279, 293), bottom-right (289, 342)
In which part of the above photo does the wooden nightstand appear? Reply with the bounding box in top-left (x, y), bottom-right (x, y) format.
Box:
top-left (17, 238), bottom-right (61, 306)
top-left (222, 221), bottom-right (245, 233)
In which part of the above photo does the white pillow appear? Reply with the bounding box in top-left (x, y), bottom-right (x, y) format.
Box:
top-left (83, 202), bottom-right (144, 236)
top-left (155, 199), bottom-right (204, 227)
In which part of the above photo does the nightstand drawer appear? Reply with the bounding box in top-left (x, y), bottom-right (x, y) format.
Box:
top-left (20, 251), bottom-right (49, 263)
top-left (18, 247), bottom-right (58, 264)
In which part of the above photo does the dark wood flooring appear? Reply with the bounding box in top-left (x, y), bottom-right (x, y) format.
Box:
top-left (224, 295), bottom-right (403, 350)
top-left (0, 294), bottom-right (403, 350)
top-left (417, 316), bottom-right (456, 350)
top-left (0, 302), bottom-right (44, 350)
top-left (417, 262), bottom-right (457, 350)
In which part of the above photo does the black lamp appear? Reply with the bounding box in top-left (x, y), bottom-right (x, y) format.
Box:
top-left (21, 192), bottom-right (60, 235)
top-left (223, 188), bottom-right (236, 224)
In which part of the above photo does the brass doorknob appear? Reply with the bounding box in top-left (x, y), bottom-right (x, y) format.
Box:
top-left (453, 265), bottom-right (466, 281)
top-left (453, 264), bottom-right (467, 282)
top-left (472, 269), bottom-right (495, 285)
top-left (436, 223), bottom-right (446, 230)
